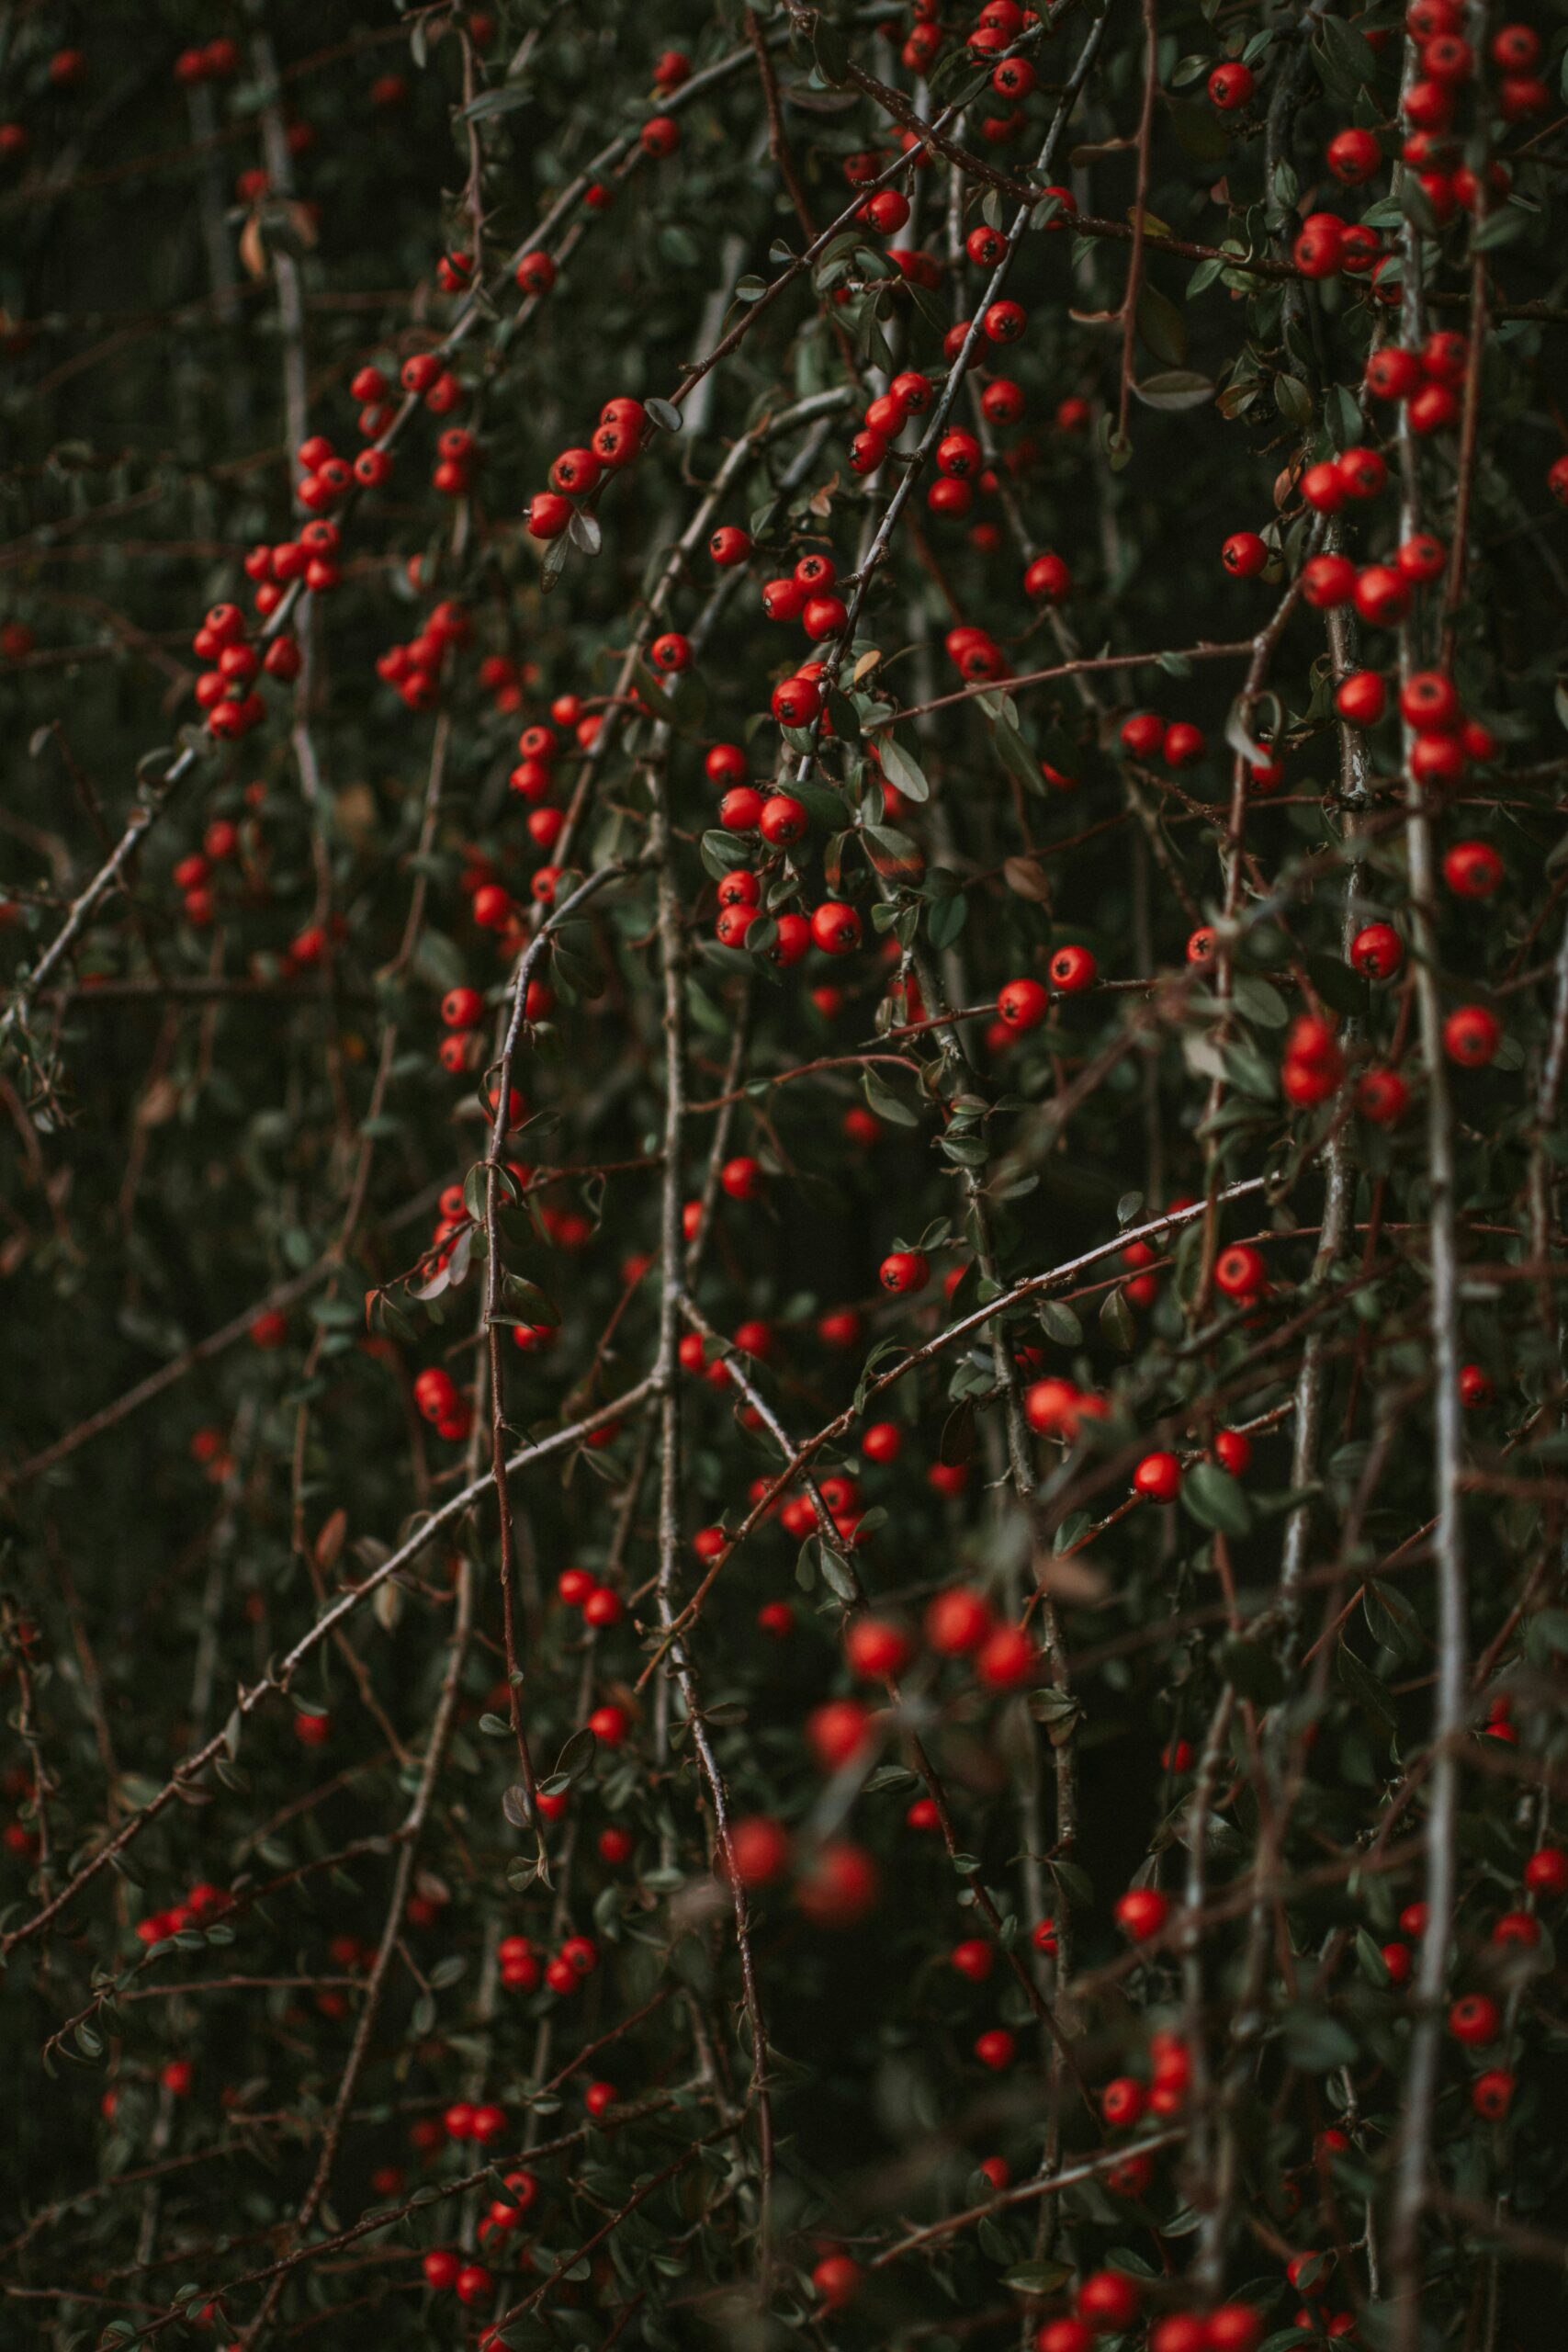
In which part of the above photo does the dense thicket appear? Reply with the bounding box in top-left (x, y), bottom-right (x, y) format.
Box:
top-left (3, 4), bottom-right (1568, 2349)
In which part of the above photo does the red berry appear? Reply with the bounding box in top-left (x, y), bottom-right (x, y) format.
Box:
top-left (1133, 1451), bottom-right (1181, 1504)
top-left (998, 978), bottom-right (1049, 1030)
top-left (1077, 2270), bottom-right (1141, 2331)
top-left (1222, 531), bottom-right (1268, 578)
top-left (1449, 1993), bottom-right (1500, 2047)
top-left (1525, 1847), bottom-right (1568, 1896)
top-left (1114, 1886), bottom-right (1169, 1941)
top-left (1208, 62), bottom-right (1254, 109)
top-left (1442, 1005), bottom-right (1499, 1069)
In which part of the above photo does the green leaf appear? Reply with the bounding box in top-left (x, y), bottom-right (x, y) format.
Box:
top-left (458, 84), bottom-right (535, 122)
top-left (1002, 2260), bottom-right (1073, 2295)
top-left (812, 17), bottom-right (851, 81)
top-left (1281, 2007), bottom-right (1359, 2072)
top-left (1182, 1460), bottom-right (1253, 1537)
top-left (1232, 975), bottom-right (1290, 1029)
top-left (878, 733), bottom-right (930, 804)
top-left (863, 1069), bottom-right (919, 1127)
top-left (1355, 1927), bottom-right (1392, 1986)
top-left (700, 829), bottom-right (751, 880)
top-left (1473, 209), bottom-right (1526, 252)
top-left (1337, 1642), bottom-right (1396, 1729)
top-left (1316, 12), bottom-right (1378, 87)
top-left (1135, 284), bottom-right (1188, 368)
top-left (1100, 1286), bottom-right (1136, 1351)
top-left (862, 824), bottom-right (926, 888)
top-left (1132, 370), bottom-right (1213, 412)
top-left (988, 707), bottom-right (1046, 798)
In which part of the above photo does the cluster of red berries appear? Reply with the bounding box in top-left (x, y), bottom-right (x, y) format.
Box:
top-left (845, 1583), bottom-right (1042, 1692)
top-left (134, 1882), bottom-right (231, 1947)
top-left (420, 2246), bottom-right (494, 2307)
top-left (170, 814), bottom-right (241, 930)
top-left (555, 1566), bottom-right (626, 1630)
top-left (993, 949), bottom-right (1097, 1035)
top-left (173, 40), bottom-right (239, 87)
top-left (526, 397), bottom-right (648, 542)
top-left (899, 0), bottom-right (1052, 146)
top-left (190, 600), bottom-right (298, 741)
top-left (242, 518), bottom-right (341, 610)
top-left (1033, 2267), bottom-right (1267, 2351)
top-left (412, 1362), bottom-right (473, 1444)
top-left (1119, 710), bottom-right (1208, 769)
top-left (1374, 1842), bottom-right (1566, 2116)
top-left (374, 597), bottom-right (473, 712)
top-left (492, 1928), bottom-right (599, 1998)
top-left (1366, 326), bottom-right (1470, 434)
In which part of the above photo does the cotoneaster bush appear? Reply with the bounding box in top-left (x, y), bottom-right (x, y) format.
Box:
top-left (2, 2), bottom-right (1568, 2349)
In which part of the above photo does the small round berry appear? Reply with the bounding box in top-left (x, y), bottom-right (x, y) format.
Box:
top-left (1222, 531), bottom-right (1269, 579)
top-left (997, 978), bottom-right (1048, 1030)
top-left (1349, 922), bottom-right (1404, 980)
top-left (1449, 1992), bottom-right (1501, 2048)
top-left (1208, 62), bottom-right (1254, 109)
top-left (1443, 841), bottom-right (1502, 899)
top-left (1049, 944), bottom-right (1097, 993)
top-left (1442, 1005), bottom-right (1500, 1069)
top-left (1133, 1451), bottom-right (1181, 1504)
top-left (1114, 1886), bottom-right (1168, 1941)
top-left (879, 1249), bottom-right (930, 1296)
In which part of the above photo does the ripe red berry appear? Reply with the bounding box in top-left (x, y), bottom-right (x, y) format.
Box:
top-left (1100, 2075), bottom-right (1146, 2129)
top-left (1336, 670), bottom-right (1387, 725)
top-left (1077, 2270), bottom-right (1141, 2331)
top-left (810, 901), bottom-right (862, 956)
top-left (925, 1586), bottom-right (993, 1654)
top-left (528, 492), bottom-right (572, 540)
top-left (1036, 2324), bottom-right (1094, 2352)
top-left (1120, 711), bottom-right (1167, 760)
top-left (997, 978), bottom-right (1049, 1030)
top-left (728, 1816), bottom-right (791, 1888)
top-left (1293, 213), bottom-right (1346, 278)
top-left (1449, 1992), bottom-right (1501, 2047)
top-left (845, 1615), bottom-right (914, 1679)
top-left (1208, 62), bottom-right (1254, 109)
top-left (974, 2028), bottom-right (1016, 2071)
top-left (976, 1623), bottom-right (1038, 1688)
top-left (879, 1249), bottom-right (929, 1296)
top-left (1444, 841), bottom-right (1502, 899)
top-left (1358, 1068), bottom-right (1409, 1125)
top-left (1049, 944), bottom-right (1097, 993)
top-left (1524, 1846), bottom-right (1568, 1896)
top-left (1222, 531), bottom-right (1268, 578)
top-left (1115, 1885), bottom-right (1169, 1941)
top-left (1442, 1005), bottom-right (1499, 1069)
top-left (1024, 552), bottom-right (1072, 603)
top-left (1133, 1451), bottom-right (1181, 1504)
top-left (1213, 1429), bottom-right (1252, 1477)
top-left (1328, 128), bottom-right (1382, 184)
top-left (1349, 922), bottom-right (1404, 980)
top-left (1206, 2309), bottom-right (1265, 2352)
top-left (812, 2254), bottom-right (861, 2309)
top-left (1472, 2068), bottom-right (1515, 2120)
